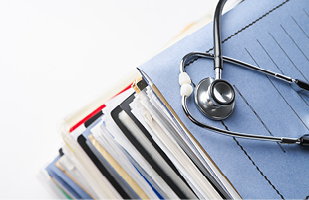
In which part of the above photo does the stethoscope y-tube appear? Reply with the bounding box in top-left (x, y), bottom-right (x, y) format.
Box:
top-left (179, 0), bottom-right (309, 146)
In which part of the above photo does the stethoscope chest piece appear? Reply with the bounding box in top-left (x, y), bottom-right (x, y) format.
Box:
top-left (194, 77), bottom-right (235, 120)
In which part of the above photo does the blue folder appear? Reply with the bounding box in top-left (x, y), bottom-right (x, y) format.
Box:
top-left (139, 0), bottom-right (309, 198)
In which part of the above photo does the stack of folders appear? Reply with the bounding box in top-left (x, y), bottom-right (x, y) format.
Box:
top-left (44, 0), bottom-right (309, 199)
top-left (44, 73), bottom-right (240, 199)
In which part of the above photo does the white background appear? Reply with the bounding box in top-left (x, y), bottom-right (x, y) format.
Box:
top-left (0, 1), bottom-right (222, 198)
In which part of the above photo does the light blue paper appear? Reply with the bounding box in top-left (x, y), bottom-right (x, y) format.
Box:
top-left (139, 0), bottom-right (309, 198)
top-left (45, 155), bottom-right (92, 199)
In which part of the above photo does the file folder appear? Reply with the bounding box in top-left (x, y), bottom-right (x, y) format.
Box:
top-left (44, 0), bottom-right (309, 199)
top-left (139, 0), bottom-right (309, 198)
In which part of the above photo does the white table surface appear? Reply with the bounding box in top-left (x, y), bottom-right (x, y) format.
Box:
top-left (0, 1), bottom-right (224, 198)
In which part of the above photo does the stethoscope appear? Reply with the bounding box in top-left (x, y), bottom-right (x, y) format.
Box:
top-left (179, 0), bottom-right (309, 146)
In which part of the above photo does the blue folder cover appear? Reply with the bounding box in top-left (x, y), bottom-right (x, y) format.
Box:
top-left (139, 0), bottom-right (309, 198)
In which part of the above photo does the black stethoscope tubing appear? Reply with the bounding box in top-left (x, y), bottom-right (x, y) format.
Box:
top-left (180, 0), bottom-right (309, 146)
top-left (180, 52), bottom-right (301, 144)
